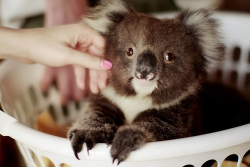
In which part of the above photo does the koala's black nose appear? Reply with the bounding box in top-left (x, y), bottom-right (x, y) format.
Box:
top-left (135, 51), bottom-right (157, 81)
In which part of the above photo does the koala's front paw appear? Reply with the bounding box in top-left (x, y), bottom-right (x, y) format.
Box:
top-left (111, 126), bottom-right (146, 165)
top-left (68, 124), bottom-right (117, 159)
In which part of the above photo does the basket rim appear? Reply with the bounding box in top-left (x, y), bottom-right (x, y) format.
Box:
top-left (3, 112), bottom-right (250, 161)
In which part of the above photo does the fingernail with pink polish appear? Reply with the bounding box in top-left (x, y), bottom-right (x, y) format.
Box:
top-left (102, 60), bottom-right (112, 69)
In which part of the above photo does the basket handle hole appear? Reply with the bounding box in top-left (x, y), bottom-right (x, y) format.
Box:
top-left (232, 46), bottom-right (241, 62)
top-left (42, 156), bottom-right (55, 167)
top-left (222, 154), bottom-right (239, 167)
top-left (244, 73), bottom-right (250, 88)
top-left (61, 163), bottom-right (71, 167)
top-left (202, 159), bottom-right (217, 167)
top-left (208, 70), bottom-right (223, 83)
top-left (48, 104), bottom-right (57, 121)
top-left (29, 86), bottom-right (38, 106)
top-left (183, 165), bottom-right (194, 167)
top-left (62, 105), bottom-right (69, 117)
top-left (248, 50), bottom-right (250, 64)
top-left (229, 71), bottom-right (238, 86)
top-left (243, 150), bottom-right (250, 166)
top-left (31, 151), bottom-right (42, 167)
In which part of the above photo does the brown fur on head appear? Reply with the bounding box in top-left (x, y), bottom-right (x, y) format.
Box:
top-left (84, 0), bottom-right (224, 108)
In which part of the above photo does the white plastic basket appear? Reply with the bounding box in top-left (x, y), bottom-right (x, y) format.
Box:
top-left (1, 12), bottom-right (250, 167)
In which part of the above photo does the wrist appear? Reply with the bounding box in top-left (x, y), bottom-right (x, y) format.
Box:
top-left (0, 27), bottom-right (22, 59)
top-left (0, 27), bottom-right (34, 63)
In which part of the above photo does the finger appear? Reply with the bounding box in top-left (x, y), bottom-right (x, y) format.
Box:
top-left (89, 70), bottom-right (100, 94)
top-left (84, 69), bottom-right (91, 94)
top-left (73, 65), bottom-right (86, 90)
top-left (85, 25), bottom-right (105, 50)
top-left (88, 45), bottom-right (104, 57)
top-left (97, 71), bottom-right (108, 90)
top-left (40, 67), bottom-right (56, 92)
top-left (72, 71), bottom-right (86, 102)
top-left (91, 37), bottom-right (105, 52)
top-left (19, 59), bottom-right (35, 64)
top-left (68, 49), bottom-right (112, 70)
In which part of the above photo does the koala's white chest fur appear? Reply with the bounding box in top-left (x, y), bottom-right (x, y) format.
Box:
top-left (101, 86), bottom-right (154, 123)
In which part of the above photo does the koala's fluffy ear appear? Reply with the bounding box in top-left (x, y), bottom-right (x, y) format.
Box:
top-left (177, 9), bottom-right (225, 72)
top-left (83, 0), bottom-right (132, 34)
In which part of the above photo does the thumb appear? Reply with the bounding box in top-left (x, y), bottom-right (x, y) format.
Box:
top-left (68, 49), bottom-right (112, 70)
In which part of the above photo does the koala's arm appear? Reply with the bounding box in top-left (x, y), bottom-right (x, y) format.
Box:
top-left (68, 95), bottom-right (125, 159)
top-left (111, 99), bottom-right (197, 164)
top-left (133, 108), bottom-right (192, 140)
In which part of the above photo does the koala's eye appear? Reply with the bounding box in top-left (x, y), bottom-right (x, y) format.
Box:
top-left (127, 48), bottom-right (134, 57)
top-left (164, 51), bottom-right (175, 63)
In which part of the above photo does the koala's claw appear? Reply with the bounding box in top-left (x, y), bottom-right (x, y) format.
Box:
top-left (117, 161), bottom-right (121, 166)
top-left (68, 125), bottom-right (118, 160)
top-left (68, 129), bottom-right (85, 160)
top-left (112, 158), bottom-right (121, 166)
top-left (74, 151), bottom-right (80, 160)
top-left (86, 137), bottom-right (95, 153)
top-left (110, 127), bottom-right (146, 164)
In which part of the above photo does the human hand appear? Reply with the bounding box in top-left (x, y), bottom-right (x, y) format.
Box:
top-left (20, 24), bottom-right (110, 69)
top-left (0, 24), bottom-right (111, 103)
top-left (0, 24), bottom-right (111, 70)
top-left (28, 24), bottom-right (110, 103)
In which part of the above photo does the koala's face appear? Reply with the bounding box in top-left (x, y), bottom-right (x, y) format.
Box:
top-left (84, 1), bottom-right (224, 104)
top-left (105, 13), bottom-right (206, 103)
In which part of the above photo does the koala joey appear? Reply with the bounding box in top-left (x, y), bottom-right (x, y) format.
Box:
top-left (67, 0), bottom-right (227, 164)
